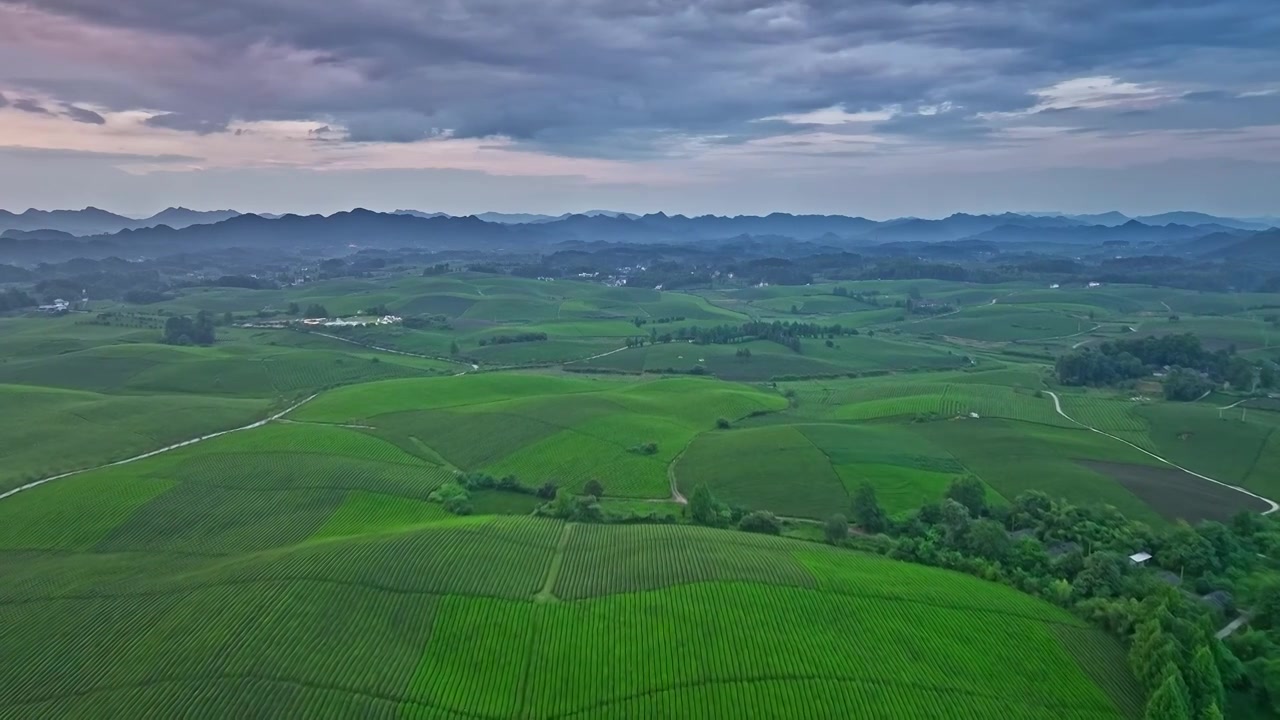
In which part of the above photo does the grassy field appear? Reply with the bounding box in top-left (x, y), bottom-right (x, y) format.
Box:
top-left (295, 373), bottom-right (787, 497)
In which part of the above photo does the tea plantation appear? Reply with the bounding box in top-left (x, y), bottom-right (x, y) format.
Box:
top-left (3, 272), bottom-right (1278, 718)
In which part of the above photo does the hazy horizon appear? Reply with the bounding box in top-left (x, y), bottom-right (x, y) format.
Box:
top-left (2, 203), bottom-right (1277, 225)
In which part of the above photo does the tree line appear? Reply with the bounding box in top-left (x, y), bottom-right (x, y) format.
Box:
top-left (479, 332), bottom-right (548, 346)
top-left (638, 319), bottom-right (858, 353)
top-left (1056, 333), bottom-right (1276, 399)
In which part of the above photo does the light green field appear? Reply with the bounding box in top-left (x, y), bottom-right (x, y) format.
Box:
top-left (298, 373), bottom-right (787, 497)
top-left (674, 421), bottom-right (996, 518)
top-left (0, 384), bottom-right (271, 492)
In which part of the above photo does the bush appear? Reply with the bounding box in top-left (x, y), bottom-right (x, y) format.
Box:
top-left (715, 417), bottom-right (731, 429)
top-left (537, 482), bottom-right (558, 500)
top-left (824, 514), bottom-right (849, 544)
top-left (629, 442), bottom-right (659, 455)
top-left (583, 479), bottom-right (605, 498)
top-left (738, 511), bottom-right (782, 535)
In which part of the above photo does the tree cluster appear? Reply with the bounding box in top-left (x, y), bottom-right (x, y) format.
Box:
top-left (0, 288), bottom-right (37, 312)
top-left (1056, 333), bottom-right (1274, 397)
top-left (642, 319), bottom-right (856, 353)
top-left (162, 311), bottom-right (216, 346)
top-left (837, 478), bottom-right (1280, 719)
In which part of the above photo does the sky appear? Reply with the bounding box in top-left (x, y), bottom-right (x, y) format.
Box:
top-left (1, 0), bottom-right (1278, 219)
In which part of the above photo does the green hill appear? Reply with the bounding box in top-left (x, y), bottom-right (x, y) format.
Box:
top-left (0, 501), bottom-right (1140, 719)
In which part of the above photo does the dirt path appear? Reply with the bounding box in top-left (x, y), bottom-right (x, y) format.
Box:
top-left (1033, 324), bottom-right (1102, 343)
top-left (309, 331), bottom-right (475, 373)
top-left (534, 523), bottom-right (574, 603)
top-left (1216, 614), bottom-right (1249, 640)
top-left (565, 345), bottom-right (631, 364)
top-left (666, 448), bottom-right (689, 505)
top-left (1045, 391), bottom-right (1279, 515)
top-left (0, 394), bottom-right (318, 502)
top-left (1160, 300), bottom-right (1173, 313)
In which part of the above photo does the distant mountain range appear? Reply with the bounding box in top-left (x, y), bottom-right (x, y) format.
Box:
top-left (0, 206), bottom-right (1275, 264)
top-left (1026, 211), bottom-right (1271, 231)
top-left (0, 207), bottom-right (242, 235)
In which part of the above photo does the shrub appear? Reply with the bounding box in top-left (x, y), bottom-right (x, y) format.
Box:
top-left (824, 514), bottom-right (849, 544)
top-left (715, 417), bottom-right (731, 429)
top-left (629, 442), bottom-right (659, 455)
top-left (738, 511), bottom-right (782, 535)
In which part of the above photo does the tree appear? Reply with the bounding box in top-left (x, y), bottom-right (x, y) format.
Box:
top-left (1261, 363), bottom-right (1277, 389)
top-left (583, 479), bottom-right (604, 498)
top-left (1252, 578), bottom-right (1280, 630)
top-left (967, 519), bottom-right (1012, 561)
top-left (450, 340), bottom-right (460, 356)
top-left (536, 481), bottom-right (558, 500)
top-left (939, 499), bottom-right (972, 544)
top-left (1158, 522), bottom-right (1218, 578)
top-left (1144, 666), bottom-right (1192, 720)
top-left (1164, 368), bottom-right (1212, 402)
top-left (1075, 552), bottom-right (1127, 599)
top-left (715, 417), bottom-right (731, 429)
top-left (850, 483), bottom-right (888, 533)
top-left (824, 514), bottom-right (848, 544)
top-left (690, 484), bottom-right (720, 526)
top-left (738, 511), bottom-right (781, 535)
top-left (304, 303), bottom-right (329, 319)
top-left (1198, 704), bottom-right (1223, 720)
top-left (287, 301), bottom-right (300, 315)
top-left (945, 475), bottom-right (987, 516)
top-left (1187, 646), bottom-right (1224, 717)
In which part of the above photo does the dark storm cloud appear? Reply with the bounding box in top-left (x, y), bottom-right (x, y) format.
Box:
top-left (12, 98), bottom-right (53, 115)
top-left (63, 105), bottom-right (105, 124)
top-left (8, 0), bottom-right (1280, 153)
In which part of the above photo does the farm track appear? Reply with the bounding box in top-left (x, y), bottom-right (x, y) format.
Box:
top-left (1216, 613), bottom-right (1249, 640)
top-left (1045, 391), bottom-right (1279, 515)
top-left (0, 394), bottom-right (318, 502)
top-left (565, 345), bottom-right (631, 364)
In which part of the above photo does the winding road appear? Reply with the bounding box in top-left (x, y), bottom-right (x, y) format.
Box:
top-left (1044, 391), bottom-right (1278, 515)
top-left (0, 394), bottom-right (318, 502)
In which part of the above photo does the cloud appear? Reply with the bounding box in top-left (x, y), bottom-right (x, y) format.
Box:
top-left (63, 105), bottom-right (106, 124)
top-left (0, 92), bottom-right (7, 108)
top-left (7, 0), bottom-right (1271, 156)
top-left (143, 112), bottom-right (229, 134)
top-left (12, 98), bottom-right (53, 115)
top-left (0, 145), bottom-right (197, 163)
top-left (760, 105), bottom-right (901, 126)
top-left (0, 0), bottom-right (1276, 196)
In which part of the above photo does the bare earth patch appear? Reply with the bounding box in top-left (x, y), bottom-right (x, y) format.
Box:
top-left (1077, 459), bottom-right (1270, 522)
